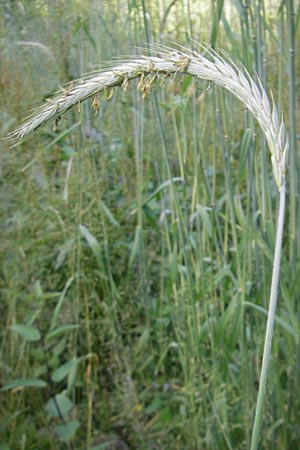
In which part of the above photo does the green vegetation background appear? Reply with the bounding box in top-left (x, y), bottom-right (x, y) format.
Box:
top-left (1, 1), bottom-right (299, 449)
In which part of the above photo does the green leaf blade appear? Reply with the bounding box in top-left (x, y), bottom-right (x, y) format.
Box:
top-left (1, 378), bottom-right (47, 391)
top-left (9, 324), bottom-right (41, 342)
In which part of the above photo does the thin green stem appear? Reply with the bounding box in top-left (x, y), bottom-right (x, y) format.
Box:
top-left (250, 178), bottom-right (286, 450)
top-left (286, 0), bottom-right (297, 262)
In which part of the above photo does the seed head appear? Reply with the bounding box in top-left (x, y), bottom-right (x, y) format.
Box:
top-left (9, 45), bottom-right (288, 189)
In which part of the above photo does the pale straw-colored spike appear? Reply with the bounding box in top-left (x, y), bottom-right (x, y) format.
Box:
top-left (270, 91), bottom-right (279, 131)
top-left (9, 45), bottom-right (288, 189)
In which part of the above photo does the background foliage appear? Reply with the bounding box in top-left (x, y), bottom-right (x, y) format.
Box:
top-left (1, 0), bottom-right (300, 449)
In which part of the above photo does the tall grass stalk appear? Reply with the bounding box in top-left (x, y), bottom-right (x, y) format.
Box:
top-left (10, 45), bottom-right (288, 448)
top-left (286, 0), bottom-right (297, 262)
top-left (250, 182), bottom-right (286, 449)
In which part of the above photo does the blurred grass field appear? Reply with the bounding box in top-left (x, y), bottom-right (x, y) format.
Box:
top-left (1, 1), bottom-right (300, 449)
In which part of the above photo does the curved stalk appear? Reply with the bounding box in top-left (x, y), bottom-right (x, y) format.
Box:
top-left (250, 179), bottom-right (286, 450)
